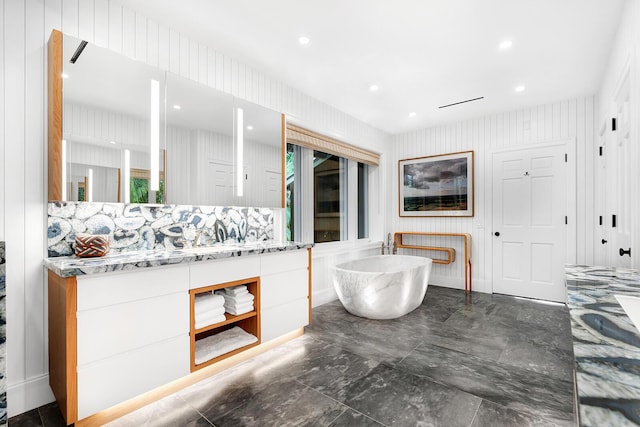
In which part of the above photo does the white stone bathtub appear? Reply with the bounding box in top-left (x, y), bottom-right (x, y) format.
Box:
top-left (332, 255), bottom-right (433, 320)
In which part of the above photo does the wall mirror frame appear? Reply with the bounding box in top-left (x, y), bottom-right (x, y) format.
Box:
top-left (47, 29), bottom-right (285, 209)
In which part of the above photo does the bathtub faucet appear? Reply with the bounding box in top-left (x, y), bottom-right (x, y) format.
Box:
top-left (381, 233), bottom-right (397, 255)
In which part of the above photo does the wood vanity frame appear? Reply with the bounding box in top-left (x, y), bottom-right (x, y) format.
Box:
top-left (394, 232), bottom-right (472, 293)
top-left (189, 277), bottom-right (261, 372)
top-left (48, 29), bottom-right (63, 201)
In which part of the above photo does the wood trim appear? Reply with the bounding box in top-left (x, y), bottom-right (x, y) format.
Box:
top-left (48, 30), bottom-right (63, 201)
top-left (281, 114), bottom-right (286, 209)
top-left (189, 277), bottom-right (261, 372)
top-left (75, 328), bottom-right (304, 427)
top-left (307, 247), bottom-right (313, 324)
top-left (117, 168), bottom-right (121, 203)
top-left (394, 232), bottom-right (472, 293)
top-left (48, 271), bottom-right (78, 425)
top-left (286, 123), bottom-right (380, 166)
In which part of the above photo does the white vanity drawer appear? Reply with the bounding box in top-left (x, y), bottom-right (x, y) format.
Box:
top-left (76, 264), bottom-right (189, 311)
top-left (260, 269), bottom-right (308, 310)
top-left (260, 250), bottom-right (308, 276)
top-left (189, 256), bottom-right (260, 288)
top-left (261, 297), bottom-right (309, 342)
top-left (77, 334), bottom-right (189, 420)
top-left (77, 292), bottom-right (189, 365)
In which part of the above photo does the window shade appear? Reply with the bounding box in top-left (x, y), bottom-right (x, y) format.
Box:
top-left (286, 123), bottom-right (380, 166)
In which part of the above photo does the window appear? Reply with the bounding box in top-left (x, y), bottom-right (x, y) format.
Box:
top-left (358, 163), bottom-right (369, 239)
top-left (285, 124), bottom-right (377, 244)
top-left (313, 151), bottom-right (347, 243)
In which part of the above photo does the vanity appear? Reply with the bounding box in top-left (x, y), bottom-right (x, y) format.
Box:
top-left (45, 242), bottom-right (312, 426)
top-left (565, 266), bottom-right (640, 426)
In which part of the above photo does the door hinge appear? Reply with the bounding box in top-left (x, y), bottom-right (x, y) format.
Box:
top-left (564, 153), bottom-right (567, 163)
top-left (612, 214), bottom-right (617, 228)
top-left (612, 118), bottom-right (617, 131)
top-left (565, 216), bottom-right (568, 225)
top-left (599, 146), bottom-right (603, 156)
top-left (599, 215), bottom-right (603, 226)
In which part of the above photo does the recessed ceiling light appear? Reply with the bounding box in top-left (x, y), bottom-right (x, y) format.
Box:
top-left (515, 85), bottom-right (526, 92)
top-left (61, 73), bottom-right (69, 79)
top-left (409, 112), bottom-right (417, 118)
top-left (109, 140), bottom-right (116, 145)
top-left (369, 84), bottom-right (379, 92)
top-left (299, 36), bottom-right (310, 45)
top-left (499, 40), bottom-right (513, 49)
top-left (246, 125), bottom-right (253, 130)
top-left (173, 104), bottom-right (181, 110)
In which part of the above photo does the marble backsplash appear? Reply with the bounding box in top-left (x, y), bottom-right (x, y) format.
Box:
top-left (47, 202), bottom-right (274, 257)
top-left (0, 241), bottom-right (6, 426)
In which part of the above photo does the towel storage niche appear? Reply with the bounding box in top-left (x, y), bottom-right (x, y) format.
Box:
top-left (189, 277), bottom-right (261, 372)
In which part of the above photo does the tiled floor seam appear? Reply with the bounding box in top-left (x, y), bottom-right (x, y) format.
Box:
top-left (291, 378), bottom-right (390, 427)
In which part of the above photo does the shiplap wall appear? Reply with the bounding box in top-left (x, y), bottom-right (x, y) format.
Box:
top-left (1, 0), bottom-right (387, 415)
top-left (390, 97), bottom-right (597, 292)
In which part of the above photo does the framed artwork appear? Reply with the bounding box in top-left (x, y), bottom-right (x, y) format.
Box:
top-left (399, 150), bottom-right (474, 217)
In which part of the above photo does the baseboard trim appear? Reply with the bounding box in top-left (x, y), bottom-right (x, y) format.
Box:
top-left (312, 288), bottom-right (338, 307)
top-left (8, 374), bottom-right (55, 417)
top-left (429, 275), bottom-right (491, 294)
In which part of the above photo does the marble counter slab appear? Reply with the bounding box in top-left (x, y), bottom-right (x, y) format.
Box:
top-left (44, 241), bottom-right (313, 278)
top-left (566, 265), bottom-right (640, 426)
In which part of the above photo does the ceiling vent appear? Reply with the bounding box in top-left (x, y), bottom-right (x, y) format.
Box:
top-left (438, 96), bottom-right (484, 109)
top-left (69, 40), bottom-right (88, 64)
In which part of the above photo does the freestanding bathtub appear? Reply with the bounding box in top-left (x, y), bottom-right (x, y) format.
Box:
top-left (332, 255), bottom-right (433, 320)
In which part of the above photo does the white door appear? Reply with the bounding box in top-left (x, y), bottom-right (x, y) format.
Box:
top-left (595, 125), bottom-right (610, 266)
top-left (608, 70), bottom-right (633, 268)
top-left (492, 144), bottom-right (566, 302)
top-left (207, 161), bottom-right (234, 206)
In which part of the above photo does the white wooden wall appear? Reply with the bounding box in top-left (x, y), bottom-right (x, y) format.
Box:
top-left (389, 97), bottom-right (597, 293)
top-left (0, 0), bottom-right (387, 416)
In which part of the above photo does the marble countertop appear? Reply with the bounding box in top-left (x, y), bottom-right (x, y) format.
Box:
top-left (565, 265), bottom-right (640, 426)
top-left (44, 241), bottom-right (313, 277)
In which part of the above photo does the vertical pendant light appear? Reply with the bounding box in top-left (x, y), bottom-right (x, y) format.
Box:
top-left (236, 107), bottom-right (244, 197)
top-left (150, 79), bottom-right (160, 191)
top-left (123, 149), bottom-right (131, 203)
top-left (87, 168), bottom-right (93, 202)
top-left (61, 139), bottom-right (67, 200)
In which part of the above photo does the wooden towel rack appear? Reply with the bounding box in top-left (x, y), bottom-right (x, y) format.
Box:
top-left (393, 232), bottom-right (472, 293)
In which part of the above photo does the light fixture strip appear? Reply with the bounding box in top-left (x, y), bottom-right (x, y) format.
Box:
top-left (61, 139), bottom-right (67, 200)
top-left (87, 168), bottom-right (93, 202)
top-left (124, 149), bottom-right (131, 203)
top-left (236, 107), bottom-right (244, 197)
top-left (150, 79), bottom-right (160, 192)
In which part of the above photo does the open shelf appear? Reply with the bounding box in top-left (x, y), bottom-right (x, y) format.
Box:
top-left (189, 277), bottom-right (261, 372)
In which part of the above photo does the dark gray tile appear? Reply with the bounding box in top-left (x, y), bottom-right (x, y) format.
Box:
top-left (206, 378), bottom-right (345, 427)
top-left (8, 409), bottom-right (42, 427)
top-left (104, 394), bottom-right (207, 427)
top-left (342, 364), bottom-right (481, 427)
top-left (328, 409), bottom-right (385, 426)
top-left (471, 399), bottom-right (564, 427)
top-left (37, 403), bottom-right (65, 427)
top-left (499, 336), bottom-right (575, 382)
top-left (397, 343), bottom-right (574, 426)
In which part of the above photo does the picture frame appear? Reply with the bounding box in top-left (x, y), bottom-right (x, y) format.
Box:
top-left (399, 150), bottom-right (474, 217)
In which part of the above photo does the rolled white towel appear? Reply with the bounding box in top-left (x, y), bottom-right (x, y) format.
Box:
top-left (195, 313), bottom-right (227, 330)
top-left (224, 302), bottom-right (254, 316)
top-left (223, 292), bottom-right (254, 305)
top-left (194, 326), bottom-right (258, 364)
top-left (195, 292), bottom-right (225, 312)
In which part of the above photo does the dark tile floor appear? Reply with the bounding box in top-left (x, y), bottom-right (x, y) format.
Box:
top-left (9, 286), bottom-right (575, 426)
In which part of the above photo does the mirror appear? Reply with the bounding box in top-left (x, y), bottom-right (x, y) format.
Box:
top-left (51, 31), bottom-right (283, 208)
top-left (62, 33), bottom-right (166, 204)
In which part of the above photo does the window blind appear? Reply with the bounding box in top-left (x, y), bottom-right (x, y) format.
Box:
top-left (286, 123), bottom-right (380, 166)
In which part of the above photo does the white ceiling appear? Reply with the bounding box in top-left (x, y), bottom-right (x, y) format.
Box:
top-left (116, 0), bottom-right (626, 134)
